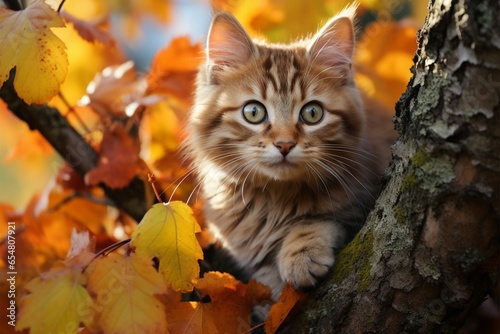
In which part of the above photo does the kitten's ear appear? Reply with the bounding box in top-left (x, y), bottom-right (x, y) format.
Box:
top-left (307, 4), bottom-right (357, 67)
top-left (206, 12), bottom-right (256, 81)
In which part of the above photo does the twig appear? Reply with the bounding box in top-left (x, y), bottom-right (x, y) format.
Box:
top-left (58, 92), bottom-right (93, 136)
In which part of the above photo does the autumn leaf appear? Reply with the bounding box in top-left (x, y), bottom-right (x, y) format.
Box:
top-left (86, 252), bottom-right (169, 334)
top-left (147, 37), bottom-right (203, 105)
top-left (61, 11), bottom-right (115, 46)
top-left (4, 130), bottom-right (54, 161)
top-left (85, 123), bottom-right (140, 189)
top-left (130, 201), bottom-right (203, 292)
top-left (166, 271), bottom-right (271, 333)
top-left (64, 229), bottom-right (96, 267)
top-left (0, 0), bottom-right (68, 104)
top-left (79, 61), bottom-right (163, 118)
top-left (17, 267), bottom-right (93, 334)
top-left (265, 283), bottom-right (308, 334)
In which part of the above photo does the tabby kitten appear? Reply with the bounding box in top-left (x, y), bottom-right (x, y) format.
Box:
top-left (186, 5), bottom-right (395, 299)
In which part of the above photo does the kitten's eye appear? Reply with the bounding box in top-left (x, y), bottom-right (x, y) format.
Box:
top-left (242, 102), bottom-right (267, 124)
top-left (300, 102), bottom-right (324, 125)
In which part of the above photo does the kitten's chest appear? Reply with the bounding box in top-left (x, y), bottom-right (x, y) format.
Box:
top-left (202, 179), bottom-right (329, 244)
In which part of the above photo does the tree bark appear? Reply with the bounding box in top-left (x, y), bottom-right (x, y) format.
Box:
top-left (286, 0), bottom-right (500, 332)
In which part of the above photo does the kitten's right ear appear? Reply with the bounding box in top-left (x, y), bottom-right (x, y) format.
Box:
top-left (206, 12), bottom-right (256, 82)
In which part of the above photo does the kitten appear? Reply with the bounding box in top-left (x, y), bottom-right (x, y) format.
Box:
top-left (186, 5), bottom-right (396, 299)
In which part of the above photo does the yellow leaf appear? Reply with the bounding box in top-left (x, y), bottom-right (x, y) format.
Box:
top-left (17, 270), bottom-right (92, 334)
top-left (86, 252), bottom-right (169, 334)
top-left (0, 0), bottom-right (68, 104)
top-left (131, 202), bottom-right (203, 292)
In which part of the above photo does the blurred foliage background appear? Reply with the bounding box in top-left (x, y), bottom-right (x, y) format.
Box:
top-left (0, 0), bottom-right (426, 209)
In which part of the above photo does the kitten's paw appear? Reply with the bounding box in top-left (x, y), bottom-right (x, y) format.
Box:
top-left (277, 222), bottom-right (343, 289)
top-left (278, 242), bottom-right (335, 289)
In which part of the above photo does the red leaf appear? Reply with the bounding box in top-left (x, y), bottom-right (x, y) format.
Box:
top-left (85, 124), bottom-right (140, 188)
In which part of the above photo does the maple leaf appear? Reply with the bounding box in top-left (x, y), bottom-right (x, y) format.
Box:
top-left (85, 123), bottom-right (141, 189)
top-left (130, 201), bottom-right (203, 292)
top-left (17, 268), bottom-right (93, 334)
top-left (147, 37), bottom-right (203, 105)
top-left (0, 0), bottom-right (68, 104)
top-left (166, 272), bottom-right (272, 333)
top-left (86, 252), bottom-right (169, 334)
top-left (265, 283), bottom-right (308, 334)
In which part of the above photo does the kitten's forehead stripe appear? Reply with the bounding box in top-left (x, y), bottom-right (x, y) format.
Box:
top-left (290, 55), bottom-right (301, 95)
top-left (263, 54), bottom-right (278, 92)
top-left (259, 48), bottom-right (304, 99)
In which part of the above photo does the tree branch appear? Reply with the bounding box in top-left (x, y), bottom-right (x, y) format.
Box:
top-left (0, 69), bottom-right (147, 222)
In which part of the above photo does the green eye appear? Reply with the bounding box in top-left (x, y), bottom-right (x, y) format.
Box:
top-left (242, 101), bottom-right (267, 124)
top-left (300, 102), bottom-right (324, 125)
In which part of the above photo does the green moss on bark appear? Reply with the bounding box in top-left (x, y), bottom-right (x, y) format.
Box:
top-left (333, 228), bottom-right (375, 291)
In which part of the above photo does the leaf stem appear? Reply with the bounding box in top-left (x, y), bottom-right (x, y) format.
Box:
top-left (148, 173), bottom-right (164, 203)
top-left (243, 322), bottom-right (265, 334)
top-left (82, 238), bottom-right (131, 273)
top-left (57, 0), bottom-right (66, 12)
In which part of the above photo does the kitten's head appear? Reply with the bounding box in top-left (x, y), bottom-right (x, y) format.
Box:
top-left (188, 5), bottom-right (365, 183)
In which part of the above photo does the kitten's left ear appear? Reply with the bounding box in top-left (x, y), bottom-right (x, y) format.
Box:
top-left (206, 12), bottom-right (256, 83)
top-left (307, 4), bottom-right (357, 67)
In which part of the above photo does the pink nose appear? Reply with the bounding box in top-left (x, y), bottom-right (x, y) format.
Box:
top-left (273, 141), bottom-right (296, 156)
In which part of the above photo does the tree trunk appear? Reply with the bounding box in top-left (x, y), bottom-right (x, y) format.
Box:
top-left (286, 0), bottom-right (500, 332)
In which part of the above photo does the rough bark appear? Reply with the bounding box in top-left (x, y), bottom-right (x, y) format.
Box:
top-left (0, 70), bottom-right (148, 222)
top-left (285, 0), bottom-right (500, 333)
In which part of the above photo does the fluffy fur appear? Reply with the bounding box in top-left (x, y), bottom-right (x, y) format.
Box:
top-left (186, 5), bottom-right (396, 299)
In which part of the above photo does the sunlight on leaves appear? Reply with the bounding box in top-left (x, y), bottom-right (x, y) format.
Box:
top-left (0, 0), bottom-right (68, 104)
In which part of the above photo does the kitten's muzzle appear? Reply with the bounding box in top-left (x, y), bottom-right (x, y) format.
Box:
top-left (273, 141), bottom-right (296, 156)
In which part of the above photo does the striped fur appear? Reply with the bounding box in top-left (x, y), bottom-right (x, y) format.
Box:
top-left (186, 7), bottom-right (395, 299)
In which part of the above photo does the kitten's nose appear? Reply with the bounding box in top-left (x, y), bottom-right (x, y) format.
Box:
top-left (273, 141), bottom-right (296, 156)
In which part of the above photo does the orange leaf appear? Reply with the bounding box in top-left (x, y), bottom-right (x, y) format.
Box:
top-left (44, 186), bottom-right (108, 239)
top-left (165, 301), bottom-right (219, 334)
top-left (4, 130), bottom-right (54, 161)
top-left (265, 283), bottom-right (308, 334)
top-left (165, 272), bottom-right (271, 333)
top-left (147, 37), bottom-right (203, 104)
top-left (61, 11), bottom-right (115, 46)
top-left (85, 124), bottom-right (140, 189)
